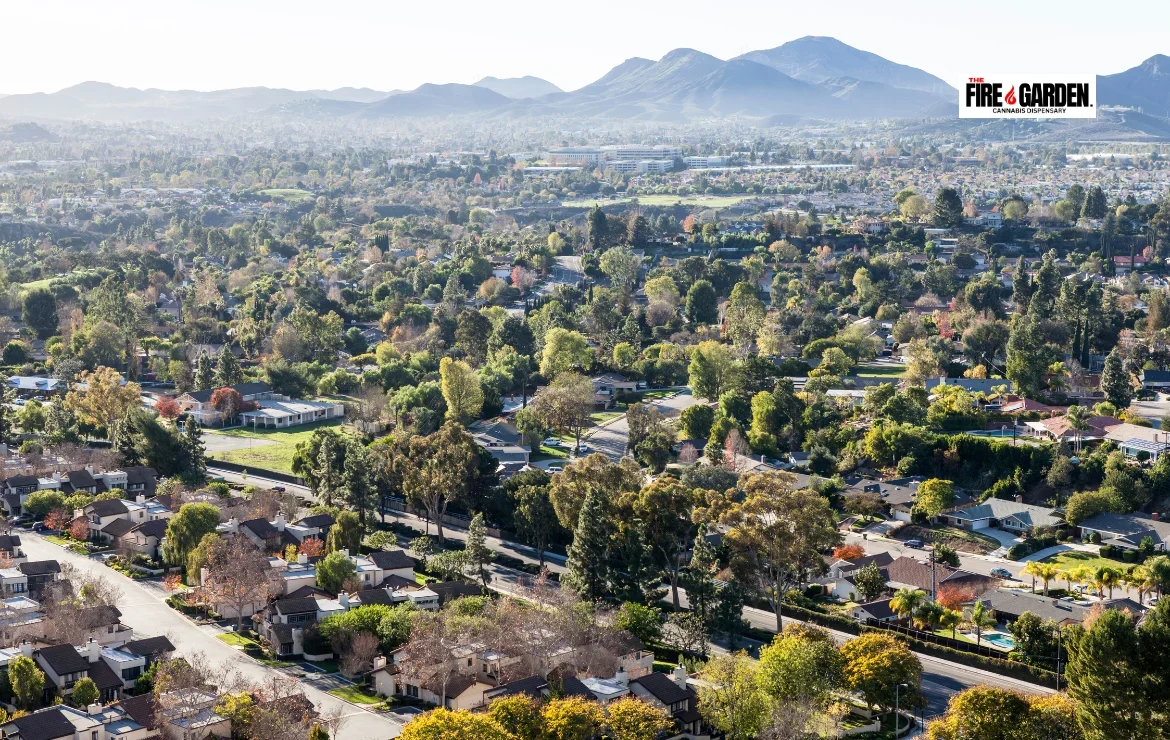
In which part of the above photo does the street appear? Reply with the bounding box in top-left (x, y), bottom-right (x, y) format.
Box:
top-left (585, 388), bottom-right (702, 460)
top-left (20, 534), bottom-right (404, 740)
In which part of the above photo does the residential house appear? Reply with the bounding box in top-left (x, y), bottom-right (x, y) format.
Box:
top-left (1103, 423), bottom-right (1170, 459)
top-left (113, 519), bottom-right (169, 560)
top-left (5, 376), bottom-right (63, 399)
top-left (0, 535), bottom-right (26, 564)
top-left (1025, 414), bottom-right (1122, 444)
top-left (120, 636), bottom-right (176, 672)
top-left (119, 689), bottom-right (232, 740)
top-left (1142, 370), bottom-right (1170, 392)
top-left (0, 703), bottom-right (151, 740)
top-left (83, 496), bottom-right (172, 544)
top-left (977, 589), bottom-right (1146, 626)
top-left (591, 373), bottom-right (638, 409)
top-left (942, 499), bottom-right (1064, 535)
top-left (628, 668), bottom-right (705, 739)
top-left (821, 552), bottom-right (894, 600)
top-left (18, 560), bottom-right (61, 598)
top-left (883, 556), bottom-right (998, 599)
top-left (255, 594), bottom-right (344, 658)
top-left (851, 598), bottom-right (898, 623)
top-left (1078, 512), bottom-right (1170, 551)
top-left (176, 381), bottom-right (275, 426)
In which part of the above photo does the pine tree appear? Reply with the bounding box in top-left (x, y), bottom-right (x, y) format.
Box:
top-left (712, 581), bottom-right (747, 649)
top-left (0, 373), bottom-right (13, 445)
top-left (563, 486), bottom-right (613, 602)
top-left (342, 441), bottom-right (374, 525)
top-left (684, 537), bottom-right (720, 630)
top-left (1101, 348), bottom-right (1133, 409)
top-left (611, 519), bottom-right (663, 604)
top-left (465, 512), bottom-right (493, 589)
top-left (194, 353), bottom-right (214, 391)
top-left (316, 435), bottom-right (338, 507)
top-left (113, 416), bottom-right (142, 465)
top-left (181, 415), bottom-right (205, 480)
top-left (214, 346), bottom-right (244, 387)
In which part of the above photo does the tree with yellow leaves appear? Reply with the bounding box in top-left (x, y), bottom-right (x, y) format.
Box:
top-left (439, 356), bottom-right (483, 424)
top-left (399, 708), bottom-right (511, 740)
top-left (604, 696), bottom-right (672, 740)
top-left (541, 696), bottom-right (605, 740)
top-left (65, 366), bottom-right (141, 436)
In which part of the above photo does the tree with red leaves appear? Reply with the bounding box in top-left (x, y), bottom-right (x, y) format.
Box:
top-left (833, 544), bottom-right (865, 561)
top-left (156, 396), bottom-right (181, 420)
top-left (299, 537), bottom-right (325, 558)
top-left (44, 509), bottom-right (71, 532)
top-left (210, 387), bottom-right (244, 426)
top-left (69, 518), bottom-right (90, 541)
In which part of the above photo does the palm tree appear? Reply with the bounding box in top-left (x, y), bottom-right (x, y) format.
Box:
top-left (1098, 566), bottom-right (1122, 600)
top-left (1035, 563), bottom-right (1060, 597)
top-left (939, 608), bottom-right (963, 639)
top-left (1059, 568), bottom-right (1077, 595)
top-left (1065, 404), bottom-right (1090, 454)
top-left (913, 601), bottom-right (946, 632)
top-left (1023, 561), bottom-right (1043, 593)
top-left (1146, 555), bottom-right (1170, 599)
top-left (965, 600), bottom-right (997, 647)
top-left (890, 587), bottom-right (927, 623)
top-left (1129, 565), bottom-right (1154, 604)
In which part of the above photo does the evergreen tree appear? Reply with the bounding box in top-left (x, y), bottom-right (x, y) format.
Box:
top-left (194, 353), bottom-right (214, 391)
top-left (214, 345), bottom-right (244, 387)
top-left (586, 205), bottom-right (607, 251)
top-left (563, 486), bottom-right (613, 601)
top-left (712, 581), bottom-right (747, 649)
top-left (316, 435), bottom-right (339, 507)
top-left (684, 537), bottom-right (720, 631)
top-left (465, 512), bottom-right (493, 589)
top-left (611, 519), bottom-right (663, 604)
top-left (181, 416), bottom-right (205, 480)
top-left (342, 441), bottom-right (375, 525)
top-left (0, 373), bottom-right (13, 445)
top-left (685, 280), bottom-right (718, 325)
top-left (112, 416), bottom-right (141, 466)
top-left (1082, 185), bottom-right (1107, 219)
top-left (933, 187), bottom-right (964, 227)
top-left (1101, 348), bottom-right (1133, 409)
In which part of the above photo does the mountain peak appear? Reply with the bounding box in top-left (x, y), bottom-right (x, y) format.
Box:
top-left (473, 75), bottom-right (562, 99)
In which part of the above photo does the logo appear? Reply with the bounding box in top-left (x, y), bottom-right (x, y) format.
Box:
top-left (960, 75), bottom-right (1096, 119)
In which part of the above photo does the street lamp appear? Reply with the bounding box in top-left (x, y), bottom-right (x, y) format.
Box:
top-left (895, 682), bottom-right (909, 736)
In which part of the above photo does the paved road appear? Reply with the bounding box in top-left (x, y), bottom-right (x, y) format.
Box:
top-left (586, 388), bottom-right (703, 461)
top-left (21, 534), bottom-right (403, 740)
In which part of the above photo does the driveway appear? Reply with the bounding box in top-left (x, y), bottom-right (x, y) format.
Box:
top-left (975, 527), bottom-right (1024, 558)
top-left (21, 534), bottom-right (403, 739)
top-left (587, 389), bottom-right (702, 461)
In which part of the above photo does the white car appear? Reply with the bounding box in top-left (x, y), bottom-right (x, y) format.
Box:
top-left (542, 438), bottom-right (564, 448)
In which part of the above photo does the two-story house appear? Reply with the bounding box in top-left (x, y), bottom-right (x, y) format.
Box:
top-left (0, 703), bottom-right (152, 740)
top-left (18, 560), bottom-right (60, 598)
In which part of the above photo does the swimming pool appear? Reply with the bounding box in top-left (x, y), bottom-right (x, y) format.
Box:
top-left (984, 633), bottom-right (1016, 650)
top-left (964, 429), bottom-right (1019, 438)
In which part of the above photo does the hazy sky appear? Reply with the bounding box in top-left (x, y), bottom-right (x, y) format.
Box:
top-left (5, 0), bottom-right (1168, 95)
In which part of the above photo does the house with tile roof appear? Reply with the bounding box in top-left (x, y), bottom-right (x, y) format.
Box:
top-left (942, 498), bottom-right (1064, 534)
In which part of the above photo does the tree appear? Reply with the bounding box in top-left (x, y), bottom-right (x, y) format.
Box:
top-left (548, 453), bottom-right (643, 530)
top-left (724, 282), bottom-right (765, 351)
top-left (1082, 185), bottom-right (1107, 219)
top-left (688, 341), bottom-right (736, 401)
top-left (542, 696), bottom-right (605, 740)
top-left (210, 387), bottom-right (245, 426)
top-left (563, 486), bottom-right (613, 601)
top-left (1100, 348), bottom-right (1133, 409)
top-left (925, 686), bottom-right (1048, 740)
top-left (615, 602), bottom-right (662, 646)
top-left (965, 600), bottom-right (997, 647)
top-left (512, 485), bottom-right (557, 566)
top-left (465, 513), bottom-right (493, 588)
top-left (697, 651), bottom-right (769, 740)
top-left (529, 372), bottom-right (594, 453)
top-left (65, 366), bottom-right (141, 434)
top-left (914, 478), bottom-right (956, 519)
top-left (599, 246), bottom-right (641, 293)
top-left (890, 587), bottom-right (927, 622)
top-left (8, 654), bottom-right (44, 709)
top-left (488, 695), bottom-right (544, 740)
top-left (679, 404), bottom-right (715, 441)
top-left (399, 709), bottom-right (512, 740)
top-left (540, 328), bottom-right (592, 377)
top-left (840, 632), bottom-right (923, 714)
top-left (605, 696), bottom-right (672, 740)
top-left (317, 551), bottom-right (357, 594)
top-left (181, 415), bottom-right (205, 480)
top-left (156, 395), bottom-right (181, 420)
top-left (710, 472), bottom-right (841, 631)
top-left (439, 356), bottom-right (483, 424)
top-left (21, 288), bottom-right (58, 339)
top-left (399, 422), bottom-right (480, 543)
top-left (628, 477), bottom-right (695, 608)
top-left (214, 345), bottom-right (244, 387)
top-left (686, 280), bottom-right (718, 325)
top-left (205, 535), bottom-right (280, 631)
top-left (162, 503), bottom-right (222, 566)
top-left (325, 511), bottom-right (363, 554)
top-left (186, 532), bottom-right (222, 584)
top-left (933, 543), bottom-right (960, 568)
top-left (933, 187), bottom-right (964, 227)
top-left (758, 626), bottom-right (843, 707)
top-left (71, 677), bottom-right (99, 707)
top-left (854, 562), bottom-right (887, 603)
top-left (342, 442), bottom-right (375, 525)
top-left (194, 352), bottom-right (215, 390)
top-left (586, 205), bottom-right (607, 250)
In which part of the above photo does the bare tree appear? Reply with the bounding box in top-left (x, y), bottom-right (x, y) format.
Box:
top-left (340, 631), bottom-right (381, 677)
top-left (759, 699), bottom-right (819, 740)
top-left (205, 535), bottom-right (280, 632)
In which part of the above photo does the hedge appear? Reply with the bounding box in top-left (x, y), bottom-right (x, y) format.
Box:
top-left (862, 627), bottom-right (1058, 686)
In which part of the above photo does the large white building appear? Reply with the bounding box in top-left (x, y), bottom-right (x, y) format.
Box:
top-left (545, 144), bottom-right (681, 171)
top-left (601, 145), bottom-right (682, 161)
top-left (546, 147), bottom-right (601, 166)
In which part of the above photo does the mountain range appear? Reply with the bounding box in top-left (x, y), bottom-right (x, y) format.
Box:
top-left (4, 38), bottom-right (1170, 127)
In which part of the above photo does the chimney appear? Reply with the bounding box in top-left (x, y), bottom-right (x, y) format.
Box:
top-left (85, 638), bottom-right (101, 663)
top-left (85, 464), bottom-right (94, 474)
top-left (200, 567), bottom-right (209, 588)
top-left (297, 553), bottom-right (308, 564)
top-left (226, 517), bottom-right (239, 534)
top-left (19, 640), bottom-right (32, 658)
top-left (671, 664), bottom-right (688, 690)
top-left (373, 655), bottom-right (387, 670)
top-left (136, 494), bottom-right (146, 504)
top-left (339, 593), bottom-right (350, 609)
top-left (275, 514), bottom-right (286, 532)
top-left (614, 667), bottom-right (628, 687)
top-left (340, 549), bottom-right (350, 558)
top-left (1014, 495), bottom-right (1023, 503)
top-left (52, 472), bottom-right (62, 481)
top-left (87, 703), bottom-right (102, 716)
top-left (1153, 512), bottom-right (1161, 521)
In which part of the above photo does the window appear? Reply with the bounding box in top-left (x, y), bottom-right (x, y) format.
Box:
top-left (92, 732), bottom-right (98, 740)
top-left (406, 684), bottom-right (419, 698)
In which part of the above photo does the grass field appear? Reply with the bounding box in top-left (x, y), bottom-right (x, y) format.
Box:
top-left (328, 685), bottom-right (383, 705)
top-left (560, 194), bottom-right (758, 208)
top-left (1042, 550), bottom-right (1123, 573)
top-left (590, 410), bottom-right (624, 425)
top-left (207, 419), bottom-right (345, 473)
top-left (20, 278), bottom-right (55, 291)
top-left (894, 524), bottom-right (1004, 555)
top-left (853, 364), bottom-right (906, 377)
top-left (258, 188), bottom-right (315, 203)
top-left (217, 632), bottom-right (263, 649)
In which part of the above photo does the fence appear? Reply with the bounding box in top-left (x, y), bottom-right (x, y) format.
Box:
top-left (206, 460), bottom-right (306, 487)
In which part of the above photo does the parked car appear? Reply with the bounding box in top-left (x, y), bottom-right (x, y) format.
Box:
top-left (542, 438), bottom-right (564, 448)
top-left (990, 568), bottom-right (1013, 579)
top-left (271, 486), bottom-right (286, 493)
top-left (904, 539), bottom-right (925, 549)
top-left (546, 464), bottom-right (564, 473)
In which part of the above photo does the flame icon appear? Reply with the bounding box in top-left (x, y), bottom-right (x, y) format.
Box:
top-left (1005, 86), bottom-right (1016, 105)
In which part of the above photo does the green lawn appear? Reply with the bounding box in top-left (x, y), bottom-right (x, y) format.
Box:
top-left (636, 389), bottom-right (676, 401)
top-left (20, 278), bottom-right (55, 291)
top-left (590, 411), bottom-right (624, 425)
top-left (258, 188), bottom-right (315, 203)
top-left (532, 444), bottom-right (569, 462)
top-left (217, 632), bottom-right (263, 649)
top-left (1042, 550), bottom-right (1120, 573)
top-left (853, 364), bottom-right (906, 378)
top-left (207, 419), bottom-right (345, 474)
top-left (560, 194), bottom-right (758, 208)
top-left (329, 685), bottom-right (383, 705)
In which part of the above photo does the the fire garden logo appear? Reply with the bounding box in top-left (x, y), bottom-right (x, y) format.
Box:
top-left (960, 74), bottom-right (1096, 119)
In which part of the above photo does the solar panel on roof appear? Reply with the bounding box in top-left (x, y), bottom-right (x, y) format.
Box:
top-left (1123, 438), bottom-right (1169, 454)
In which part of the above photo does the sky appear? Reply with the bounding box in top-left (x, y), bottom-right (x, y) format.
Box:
top-left (4, 0), bottom-right (1169, 95)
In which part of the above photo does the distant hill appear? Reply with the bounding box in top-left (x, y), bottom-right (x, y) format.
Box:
top-left (0, 122), bottom-right (59, 142)
top-left (359, 83), bottom-right (511, 117)
top-left (474, 76), bottom-right (562, 99)
top-left (736, 36), bottom-right (954, 96)
top-left (1099, 55), bottom-right (1170, 117)
top-left (307, 87), bottom-right (398, 103)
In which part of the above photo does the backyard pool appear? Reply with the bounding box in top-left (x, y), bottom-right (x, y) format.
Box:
top-left (984, 633), bottom-right (1016, 650)
top-left (964, 429), bottom-right (1019, 438)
